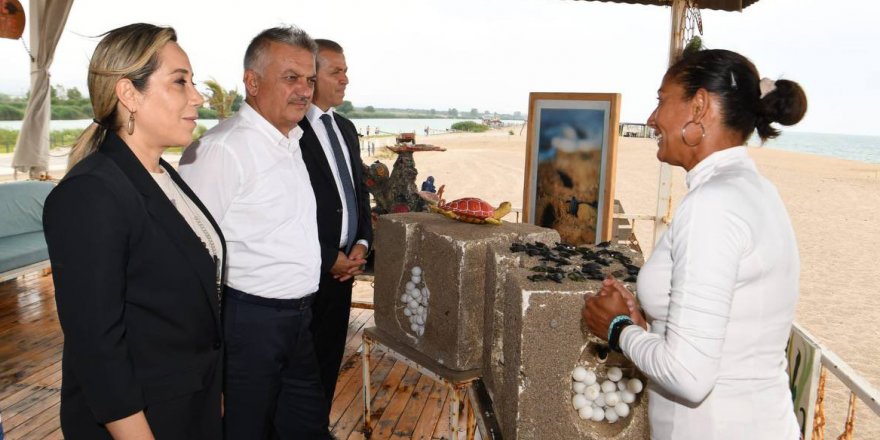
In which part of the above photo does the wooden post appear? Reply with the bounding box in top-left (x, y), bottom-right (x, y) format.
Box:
top-left (653, 0), bottom-right (688, 246)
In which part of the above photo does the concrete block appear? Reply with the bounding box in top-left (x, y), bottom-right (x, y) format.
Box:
top-left (484, 242), bottom-right (648, 440)
top-left (373, 212), bottom-right (558, 371)
top-left (493, 269), bottom-right (649, 440)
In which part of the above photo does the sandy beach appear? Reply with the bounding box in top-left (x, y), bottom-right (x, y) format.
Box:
top-left (367, 127), bottom-right (880, 437)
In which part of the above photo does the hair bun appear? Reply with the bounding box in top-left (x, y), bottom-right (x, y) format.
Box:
top-left (756, 79), bottom-right (807, 140)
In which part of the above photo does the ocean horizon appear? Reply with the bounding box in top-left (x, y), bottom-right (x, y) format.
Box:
top-left (1, 119), bottom-right (878, 164)
top-left (748, 131), bottom-right (880, 164)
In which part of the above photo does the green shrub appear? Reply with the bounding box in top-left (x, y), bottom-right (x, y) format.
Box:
top-left (450, 121), bottom-right (490, 133)
top-left (193, 124), bottom-right (208, 140)
top-left (198, 107), bottom-right (219, 119)
top-left (0, 104), bottom-right (25, 120)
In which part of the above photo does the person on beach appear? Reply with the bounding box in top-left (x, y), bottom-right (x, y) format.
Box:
top-left (44, 23), bottom-right (224, 438)
top-left (421, 175), bottom-right (436, 193)
top-left (582, 47), bottom-right (807, 440)
top-left (179, 25), bottom-right (330, 439)
top-left (298, 38), bottom-right (372, 417)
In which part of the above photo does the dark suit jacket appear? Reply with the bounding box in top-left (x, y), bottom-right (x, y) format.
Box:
top-left (43, 132), bottom-right (225, 439)
top-left (299, 112), bottom-right (372, 274)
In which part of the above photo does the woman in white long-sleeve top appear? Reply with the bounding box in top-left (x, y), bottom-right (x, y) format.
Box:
top-left (582, 47), bottom-right (807, 440)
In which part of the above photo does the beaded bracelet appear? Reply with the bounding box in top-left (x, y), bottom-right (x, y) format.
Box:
top-left (607, 314), bottom-right (632, 340)
top-left (608, 314), bottom-right (634, 353)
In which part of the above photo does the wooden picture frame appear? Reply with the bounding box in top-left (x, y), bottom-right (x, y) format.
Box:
top-left (522, 92), bottom-right (620, 245)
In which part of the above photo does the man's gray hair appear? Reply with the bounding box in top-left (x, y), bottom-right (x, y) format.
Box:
top-left (243, 25), bottom-right (317, 72)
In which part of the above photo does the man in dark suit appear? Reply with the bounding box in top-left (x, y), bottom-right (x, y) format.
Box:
top-left (299, 39), bottom-right (372, 413)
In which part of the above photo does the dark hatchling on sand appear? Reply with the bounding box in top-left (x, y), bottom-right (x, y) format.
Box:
top-left (511, 240), bottom-right (640, 283)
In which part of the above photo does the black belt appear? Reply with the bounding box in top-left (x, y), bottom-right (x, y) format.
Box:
top-left (226, 286), bottom-right (315, 310)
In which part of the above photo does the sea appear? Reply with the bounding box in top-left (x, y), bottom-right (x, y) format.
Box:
top-left (747, 131), bottom-right (880, 164)
top-left (1, 119), bottom-right (878, 164)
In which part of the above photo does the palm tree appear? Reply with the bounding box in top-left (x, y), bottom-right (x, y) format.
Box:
top-left (202, 79), bottom-right (237, 120)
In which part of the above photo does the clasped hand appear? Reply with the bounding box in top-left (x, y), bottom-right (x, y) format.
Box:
top-left (582, 277), bottom-right (648, 340)
top-left (330, 244), bottom-right (368, 282)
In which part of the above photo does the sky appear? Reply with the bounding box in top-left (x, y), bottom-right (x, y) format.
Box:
top-left (1, 0), bottom-right (878, 136)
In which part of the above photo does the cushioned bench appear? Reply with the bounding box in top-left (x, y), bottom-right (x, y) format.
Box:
top-left (0, 181), bottom-right (54, 283)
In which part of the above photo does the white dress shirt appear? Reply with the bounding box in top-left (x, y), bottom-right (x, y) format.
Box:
top-left (178, 103), bottom-right (320, 299)
top-left (621, 147), bottom-right (800, 440)
top-left (305, 105), bottom-right (367, 249)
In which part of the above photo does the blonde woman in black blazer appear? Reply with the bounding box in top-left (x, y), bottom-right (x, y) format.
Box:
top-left (43, 24), bottom-right (224, 439)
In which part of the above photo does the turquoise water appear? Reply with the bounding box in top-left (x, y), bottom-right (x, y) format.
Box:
top-left (748, 131), bottom-right (880, 164)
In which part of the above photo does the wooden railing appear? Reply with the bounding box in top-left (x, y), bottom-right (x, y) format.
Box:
top-left (790, 323), bottom-right (880, 440)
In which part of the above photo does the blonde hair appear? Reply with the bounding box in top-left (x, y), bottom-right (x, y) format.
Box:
top-left (68, 23), bottom-right (177, 170)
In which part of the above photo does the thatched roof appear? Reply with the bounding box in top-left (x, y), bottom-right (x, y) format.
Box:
top-left (574, 0), bottom-right (759, 12)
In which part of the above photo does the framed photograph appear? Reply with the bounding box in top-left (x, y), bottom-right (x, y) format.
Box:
top-left (522, 92), bottom-right (620, 245)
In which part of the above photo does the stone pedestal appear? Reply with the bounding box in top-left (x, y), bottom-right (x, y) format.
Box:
top-left (372, 212), bottom-right (559, 371)
top-left (489, 267), bottom-right (649, 440)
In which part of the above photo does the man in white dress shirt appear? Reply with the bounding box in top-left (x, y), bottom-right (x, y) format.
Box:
top-left (179, 25), bottom-right (330, 440)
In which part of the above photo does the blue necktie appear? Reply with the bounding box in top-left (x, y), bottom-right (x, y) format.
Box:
top-left (319, 114), bottom-right (358, 253)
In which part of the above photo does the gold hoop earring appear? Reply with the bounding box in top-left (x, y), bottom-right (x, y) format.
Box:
top-left (681, 121), bottom-right (705, 147)
top-left (127, 112), bottom-right (136, 135)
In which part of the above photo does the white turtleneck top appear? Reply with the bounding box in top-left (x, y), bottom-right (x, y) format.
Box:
top-left (621, 147), bottom-right (801, 440)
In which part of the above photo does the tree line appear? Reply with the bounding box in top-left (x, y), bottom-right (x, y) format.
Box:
top-left (0, 82), bottom-right (525, 121)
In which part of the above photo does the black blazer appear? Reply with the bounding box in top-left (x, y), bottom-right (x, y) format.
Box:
top-left (43, 132), bottom-right (225, 439)
top-left (299, 113), bottom-right (372, 274)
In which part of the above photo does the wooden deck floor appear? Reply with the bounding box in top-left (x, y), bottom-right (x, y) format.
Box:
top-left (0, 273), bottom-right (474, 439)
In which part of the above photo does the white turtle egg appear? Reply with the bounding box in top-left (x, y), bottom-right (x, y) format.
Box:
top-left (591, 407), bottom-right (605, 422)
top-left (593, 393), bottom-right (605, 408)
top-left (411, 266), bottom-right (422, 276)
top-left (400, 294), bottom-right (408, 302)
top-left (605, 408), bottom-right (619, 423)
top-left (405, 281), bottom-right (416, 290)
top-left (583, 384), bottom-right (601, 401)
top-left (416, 327), bottom-right (424, 336)
top-left (601, 380), bottom-right (616, 393)
top-left (572, 382), bottom-right (587, 394)
top-left (408, 299), bottom-right (419, 309)
top-left (578, 406), bottom-right (593, 420)
top-left (627, 378), bottom-right (644, 394)
top-left (620, 390), bottom-right (636, 404)
top-left (572, 366), bottom-right (588, 382)
top-left (572, 394), bottom-right (588, 410)
top-left (422, 287), bottom-right (430, 299)
top-left (581, 370), bottom-right (597, 386)
top-left (410, 323), bottom-right (419, 332)
top-left (404, 308), bottom-right (413, 317)
top-left (411, 289), bottom-right (422, 300)
top-left (607, 367), bottom-right (623, 382)
top-left (618, 380), bottom-right (628, 391)
top-left (417, 315), bottom-right (425, 325)
top-left (604, 391), bottom-right (620, 407)
top-left (411, 275), bottom-right (422, 284)
top-left (614, 402), bottom-right (630, 418)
